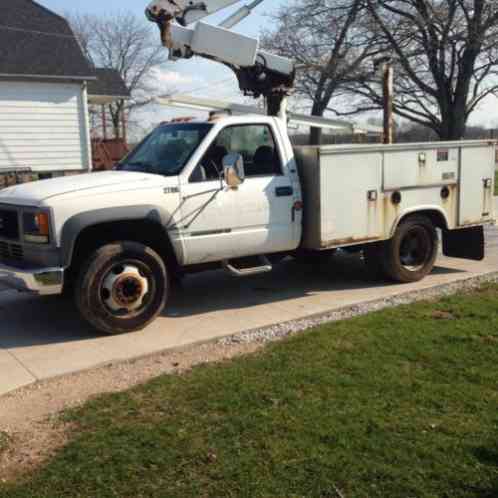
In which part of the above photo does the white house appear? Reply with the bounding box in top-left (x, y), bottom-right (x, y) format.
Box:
top-left (0, 0), bottom-right (130, 184)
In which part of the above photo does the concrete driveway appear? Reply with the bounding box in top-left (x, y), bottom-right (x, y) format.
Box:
top-left (1, 224), bottom-right (498, 397)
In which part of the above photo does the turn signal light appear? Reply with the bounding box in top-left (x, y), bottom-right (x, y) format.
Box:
top-left (35, 213), bottom-right (50, 236)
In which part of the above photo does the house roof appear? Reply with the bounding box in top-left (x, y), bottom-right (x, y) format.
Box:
top-left (87, 68), bottom-right (131, 103)
top-left (0, 0), bottom-right (95, 81)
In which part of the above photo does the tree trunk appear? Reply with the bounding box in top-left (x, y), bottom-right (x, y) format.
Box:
top-left (309, 101), bottom-right (326, 145)
top-left (111, 113), bottom-right (121, 139)
top-left (113, 121), bottom-right (121, 140)
top-left (438, 108), bottom-right (467, 140)
top-left (108, 103), bottom-right (123, 140)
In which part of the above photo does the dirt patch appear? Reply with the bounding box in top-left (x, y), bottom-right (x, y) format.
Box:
top-left (0, 420), bottom-right (70, 483)
top-left (0, 432), bottom-right (8, 456)
top-left (431, 310), bottom-right (457, 320)
top-left (480, 335), bottom-right (498, 344)
top-left (0, 340), bottom-right (260, 482)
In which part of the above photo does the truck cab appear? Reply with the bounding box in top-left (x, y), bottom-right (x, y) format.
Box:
top-left (128, 115), bottom-right (304, 265)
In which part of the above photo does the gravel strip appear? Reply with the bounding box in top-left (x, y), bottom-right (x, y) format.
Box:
top-left (218, 271), bottom-right (498, 346)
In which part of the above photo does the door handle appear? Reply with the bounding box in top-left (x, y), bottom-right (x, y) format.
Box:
top-left (275, 186), bottom-right (293, 197)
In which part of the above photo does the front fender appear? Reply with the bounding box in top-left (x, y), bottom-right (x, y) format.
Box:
top-left (59, 205), bottom-right (179, 268)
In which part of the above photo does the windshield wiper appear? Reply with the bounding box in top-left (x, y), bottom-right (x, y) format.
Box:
top-left (117, 161), bottom-right (154, 171)
top-left (117, 161), bottom-right (183, 177)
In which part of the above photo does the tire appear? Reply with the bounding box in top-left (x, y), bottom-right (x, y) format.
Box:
top-left (382, 215), bottom-right (438, 283)
top-left (75, 241), bottom-right (168, 335)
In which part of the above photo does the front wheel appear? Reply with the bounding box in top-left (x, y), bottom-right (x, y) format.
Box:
top-left (75, 241), bottom-right (168, 335)
top-left (383, 215), bottom-right (438, 283)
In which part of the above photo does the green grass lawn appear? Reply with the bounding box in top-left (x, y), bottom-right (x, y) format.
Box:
top-left (2, 286), bottom-right (498, 498)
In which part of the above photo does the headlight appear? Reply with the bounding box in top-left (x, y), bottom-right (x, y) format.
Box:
top-left (23, 212), bottom-right (50, 244)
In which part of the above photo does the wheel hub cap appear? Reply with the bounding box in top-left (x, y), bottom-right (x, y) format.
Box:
top-left (102, 265), bottom-right (149, 312)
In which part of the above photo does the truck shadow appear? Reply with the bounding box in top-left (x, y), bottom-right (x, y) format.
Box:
top-left (163, 252), bottom-right (464, 319)
top-left (0, 292), bottom-right (100, 348)
top-left (0, 252), bottom-right (465, 349)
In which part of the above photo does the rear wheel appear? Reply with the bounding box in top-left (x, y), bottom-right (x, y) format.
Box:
top-left (75, 241), bottom-right (168, 334)
top-left (383, 215), bottom-right (438, 283)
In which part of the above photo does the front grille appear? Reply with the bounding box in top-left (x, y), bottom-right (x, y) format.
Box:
top-left (0, 209), bottom-right (19, 240)
top-left (0, 241), bottom-right (24, 264)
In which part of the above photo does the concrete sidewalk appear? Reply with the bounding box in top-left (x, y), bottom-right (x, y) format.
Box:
top-left (1, 226), bottom-right (497, 397)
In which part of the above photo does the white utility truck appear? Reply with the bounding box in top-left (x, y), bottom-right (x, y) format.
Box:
top-left (0, 0), bottom-right (495, 334)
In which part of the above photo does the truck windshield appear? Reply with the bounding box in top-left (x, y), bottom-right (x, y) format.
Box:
top-left (117, 123), bottom-right (213, 176)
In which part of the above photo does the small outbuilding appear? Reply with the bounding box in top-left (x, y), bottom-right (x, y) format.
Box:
top-left (0, 0), bottom-right (130, 183)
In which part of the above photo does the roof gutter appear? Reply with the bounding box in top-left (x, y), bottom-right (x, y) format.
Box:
top-left (88, 94), bottom-right (132, 100)
top-left (0, 73), bottom-right (97, 81)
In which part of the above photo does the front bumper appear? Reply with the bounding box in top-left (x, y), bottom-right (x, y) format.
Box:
top-left (0, 263), bottom-right (64, 295)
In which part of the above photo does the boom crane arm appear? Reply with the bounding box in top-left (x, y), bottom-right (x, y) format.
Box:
top-left (145, 0), bottom-right (295, 116)
top-left (146, 0), bottom-right (247, 28)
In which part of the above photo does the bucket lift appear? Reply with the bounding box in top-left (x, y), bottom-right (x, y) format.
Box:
top-left (145, 0), bottom-right (295, 116)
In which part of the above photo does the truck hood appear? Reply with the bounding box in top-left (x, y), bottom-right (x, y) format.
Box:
top-left (0, 171), bottom-right (170, 207)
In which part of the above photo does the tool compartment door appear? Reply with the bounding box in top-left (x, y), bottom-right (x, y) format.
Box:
top-left (458, 145), bottom-right (495, 226)
top-left (319, 150), bottom-right (383, 247)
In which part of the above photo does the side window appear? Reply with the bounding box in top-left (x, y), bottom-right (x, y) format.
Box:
top-left (220, 125), bottom-right (282, 177)
top-left (191, 124), bottom-right (282, 182)
top-left (191, 142), bottom-right (229, 182)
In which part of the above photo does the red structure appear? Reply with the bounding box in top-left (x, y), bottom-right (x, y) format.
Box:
top-left (92, 139), bottom-right (129, 171)
top-left (87, 68), bottom-right (131, 170)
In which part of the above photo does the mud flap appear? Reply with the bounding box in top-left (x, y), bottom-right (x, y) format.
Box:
top-left (442, 226), bottom-right (485, 261)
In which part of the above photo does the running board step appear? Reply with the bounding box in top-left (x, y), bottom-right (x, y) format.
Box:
top-left (222, 255), bottom-right (273, 277)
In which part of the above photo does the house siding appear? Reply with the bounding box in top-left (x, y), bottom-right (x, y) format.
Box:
top-left (0, 80), bottom-right (91, 173)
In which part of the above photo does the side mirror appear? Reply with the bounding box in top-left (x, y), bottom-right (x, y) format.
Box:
top-left (223, 153), bottom-right (245, 188)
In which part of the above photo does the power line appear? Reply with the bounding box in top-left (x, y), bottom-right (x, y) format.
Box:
top-left (169, 77), bottom-right (235, 97)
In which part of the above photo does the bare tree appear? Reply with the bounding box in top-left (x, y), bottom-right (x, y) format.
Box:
top-left (69, 11), bottom-right (168, 139)
top-left (263, 0), bottom-right (380, 144)
top-left (354, 0), bottom-right (498, 140)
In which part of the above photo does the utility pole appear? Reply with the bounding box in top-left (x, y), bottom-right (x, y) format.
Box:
top-left (102, 105), bottom-right (108, 141)
top-left (382, 60), bottom-right (394, 144)
top-left (374, 56), bottom-right (394, 144)
top-left (122, 106), bottom-right (128, 145)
